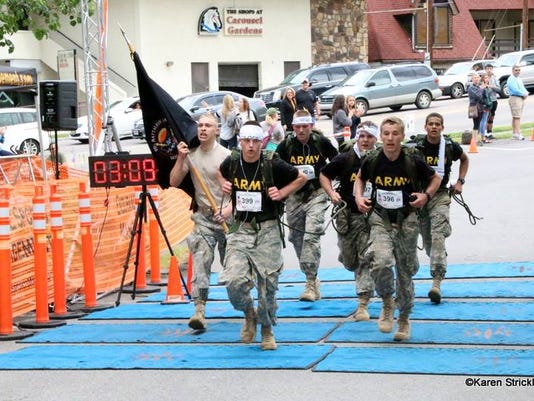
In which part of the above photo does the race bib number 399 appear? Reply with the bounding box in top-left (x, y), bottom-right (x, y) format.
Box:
top-left (376, 189), bottom-right (403, 209)
top-left (236, 191), bottom-right (262, 212)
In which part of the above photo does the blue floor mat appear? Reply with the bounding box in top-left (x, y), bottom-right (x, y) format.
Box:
top-left (140, 279), bottom-right (534, 302)
top-left (0, 344), bottom-right (334, 370)
top-left (81, 299), bottom-right (356, 320)
top-left (20, 321), bottom-right (337, 344)
top-left (207, 261), bottom-right (534, 285)
top-left (327, 321), bottom-right (534, 345)
top-left (313, 346), bottom-right (534, 376)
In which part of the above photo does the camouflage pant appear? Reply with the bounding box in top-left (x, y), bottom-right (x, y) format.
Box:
top-left (219, 219), bottom-right (282, 327)
top-left (419, 190), bottom-right (452, 279)
top-left (367, 211), bottom-right (420, 316)
top-left (286, 188), bottom-right (329, 279)
top-left (336, 209), bottom-right (374, 296)
top-left (186, 212), bottom-right (227, 300)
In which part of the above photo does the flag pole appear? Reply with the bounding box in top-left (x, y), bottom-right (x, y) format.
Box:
top-left (118, 23), bottom-right (135, 56)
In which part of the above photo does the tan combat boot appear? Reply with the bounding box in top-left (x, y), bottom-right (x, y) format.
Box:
top-left (377, 296), bottom-right (395, 333)
top-left (188, 300), bottom-right (207, 330)
top-left (428, 277), bottom-right (442, 304)
top-left (393, 314), bottom-right (411, 341)
top-left (354, 294), bottom-right (371, 322)
top-left (260, 325), bottom-right (277, 350)
top-left (240, 306), bottom-right (257, 344)
top-left (299, 278), bottom-right (321, 302)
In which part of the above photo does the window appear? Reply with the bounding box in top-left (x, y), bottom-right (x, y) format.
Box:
top-left (414, 3), bottom-right (452, 48)
top-left (308, 71), bottom-right (329, 83)
top-left (0, 112), bottom-right (16, 126)
top-left (413, 65), bottom-right (433, 78)
top-left (521, 54), bottom-right (534, 66)
top-left (19, 112), bottom-right (36, 124)
top-left (369, 70), bottom-right (391, 86)
top-left (391, 67), bottom-right (416, 82)
top-left (328, 67), bottom-right (349, 81)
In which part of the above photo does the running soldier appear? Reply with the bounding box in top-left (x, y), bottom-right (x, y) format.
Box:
top-left (218, 121), bottom-right (306, 350)
top-left (276, 109), bottom-right (338, 301)
top-left (170, 113), bottom-right (231, 330)
top-left (407, 113), bottom-right (469, 303)
top-left (319, 121), bottom-right (378, 320)
top-left (354, 116), bottom-right (441, 341)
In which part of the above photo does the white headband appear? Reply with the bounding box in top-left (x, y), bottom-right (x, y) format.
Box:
top-left (356, 125), bottom-right (379, 139)
top-left (238, 124), bottom-right (264, 141)
top-left (292, 116), bottom-right (313, 125)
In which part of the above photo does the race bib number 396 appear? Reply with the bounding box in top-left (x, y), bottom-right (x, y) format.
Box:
top-left (376, 189), bottom-right (403, 209)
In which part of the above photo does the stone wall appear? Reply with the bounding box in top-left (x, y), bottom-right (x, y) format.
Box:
top-left (310, 0), bottom-right (367, 65)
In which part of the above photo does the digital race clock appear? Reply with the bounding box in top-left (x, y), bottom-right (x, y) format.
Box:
top-left (88, 153), bottom-right (158, 188)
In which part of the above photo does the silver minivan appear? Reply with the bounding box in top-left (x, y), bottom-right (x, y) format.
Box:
top-left (319, 63), bottom-right (442, 116)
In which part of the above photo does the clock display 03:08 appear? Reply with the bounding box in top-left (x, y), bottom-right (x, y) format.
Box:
top-left (91, 158), bottom-right (157, 186)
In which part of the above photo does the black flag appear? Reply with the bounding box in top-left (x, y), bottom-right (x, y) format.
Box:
top-left (132, 51), bottom-right (199, 196)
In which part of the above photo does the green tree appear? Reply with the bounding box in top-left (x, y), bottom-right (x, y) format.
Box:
top-left (0, 0), bottom-right (82, 53)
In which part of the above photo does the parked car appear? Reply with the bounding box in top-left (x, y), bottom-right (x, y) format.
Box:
top-left (70, 97), bottom-right (142, 143)
top-left (491, 49), bottom-right (534, 97)
top-left (319, 63), bottom-right (441, 116)
top-left (254, 61), bottom-right (370, 108)
top-left (438, 59), bottom-right (494, 98)
top-left (0, 108), bottom-right (50, 155)
top-left (132, 90), bottom-right (266, 140)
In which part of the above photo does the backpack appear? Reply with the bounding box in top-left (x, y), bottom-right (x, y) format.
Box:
top-left (282, 129), bottom-right (327, 159)
top-left (406, 133), bottom-right (454, 166)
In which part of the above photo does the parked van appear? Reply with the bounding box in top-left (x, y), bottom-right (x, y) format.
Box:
top-left (0, 108), bottom-right (49, 154)
top-left (319, 63), bottom-right (441, 116)
top-left (254, 61), bottom-right (370, 108)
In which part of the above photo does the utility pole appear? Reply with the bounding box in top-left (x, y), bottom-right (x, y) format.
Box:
top-left (522, 0), bottom-right (529, 50)
top-left (427, 0), bottom-right (434, 66)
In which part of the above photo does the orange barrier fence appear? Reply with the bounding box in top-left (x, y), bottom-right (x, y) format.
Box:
top-left (0, 161), bottom-right (194, 318)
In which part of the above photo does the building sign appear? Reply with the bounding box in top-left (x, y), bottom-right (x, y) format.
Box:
top-left (198, 7), bottom-right (223, 35)
top-left (224, 8), bottom-right (263, 36)
top-left (57, 49), bottom-right (77, 81)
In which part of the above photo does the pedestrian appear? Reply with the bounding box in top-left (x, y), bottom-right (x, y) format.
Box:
top-left (331, 94), bottom-right (353, 146)
top-left (295, 78), bottom-right (320, 123)
top-left (47, 142), bottom-right (66, 164)
top-left (238, 97), bottom-right (257, 123)
top-left (484, 64), bottom-right (499, 137)
top-left (279, 87), bottom-right (297, 132)
top-left (218, 121), bottom-right (306, 350)
top-left (467, 73), bottom-right (485, 145)
top-left (260, 107), bottom-right (285, 151)
top-left (169, 113), bottom-right (232, 330)
top-left (219, 94), bottom-right (240, 149)
top-left (345, 95), bottom-right (362, 139)
top-left (478, 73), bottom-right (494, 144)
top-left (319, 120), bottom-right (378, 320)
top-left (354, 116), bottom-right (441, 341)
top-left (0, 126), bottom-right (14, 156)
top-left (507, 64), bottom-right (529, 140)
top-left (407, 112), bottom-right (469, 304)
top-left (276, 109), bottom-right (338, 301)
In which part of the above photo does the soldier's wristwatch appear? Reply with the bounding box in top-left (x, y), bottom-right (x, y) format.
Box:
top-left (457, 178), bottom-right (465, 185)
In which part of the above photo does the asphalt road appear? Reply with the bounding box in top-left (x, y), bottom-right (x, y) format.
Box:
top-left (2, 95), bottom-right (533, 401)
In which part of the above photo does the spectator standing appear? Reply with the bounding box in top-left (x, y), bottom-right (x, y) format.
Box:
top-left (276, 109), bottom-right (338, 302)
top-left (484, 64), bottom-right (499, 137)
top-left (295, 78), bottom-right (320, 122)
top-left (260, 107), bottom-right (285, 151)
top-left (507, 64), bottom-right (529, 140)
top-left (345, 95), bottom-right (362, 139)
top-left (238, 97), bottom-right (257, 123)
top-left (319, 121), bottom-right (379, 320)
top-left (219, 94), bottom-right (239, 149)
top-left (279, 88), bottom-right (297, 132)
top-left (354, 116), bottom-right (441, 341)
top-left (218, 121), bottom-right (306, 350)
top-left (467, 73), bottom-right (485, 145)
top-left (169, 113), bottom-right (232, 330)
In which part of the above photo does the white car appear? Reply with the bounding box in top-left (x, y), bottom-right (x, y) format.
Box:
top-left (491, 49), bottom-right (534, 97)
top-left (0, 108), bottom-right (50, 155)
top-left (70, 97), bottom-right (142, 143)
top-left (438, 60), bottom-right (494, 98)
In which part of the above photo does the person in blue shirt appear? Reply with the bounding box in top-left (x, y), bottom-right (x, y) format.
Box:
top-left (507, 65), bottom-right (529, 141)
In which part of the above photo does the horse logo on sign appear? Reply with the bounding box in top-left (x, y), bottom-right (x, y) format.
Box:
top-left (198, 7), bottom-right (222, 35)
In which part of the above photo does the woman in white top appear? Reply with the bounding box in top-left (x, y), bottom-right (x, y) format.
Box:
top-left (219, 94), bottom-right (239, 149)
top-left (238, 97), bottom-right (257, 123)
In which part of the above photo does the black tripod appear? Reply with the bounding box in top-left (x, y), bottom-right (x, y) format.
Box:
top-left (115, 185), bottom-right (191, 306)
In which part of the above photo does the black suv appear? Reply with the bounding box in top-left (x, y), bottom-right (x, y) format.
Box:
top-left (253, 61), bottom-right (370, 108)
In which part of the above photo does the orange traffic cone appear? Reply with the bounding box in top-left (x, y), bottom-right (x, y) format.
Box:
top-left (468, 133), bottom-right (478, 154)
top-left (161, 255), bottom-right (188, 304)
top-left (343, 126), bottom-right (350, 141)
top-left (530, 128), bottom-right (534, 141)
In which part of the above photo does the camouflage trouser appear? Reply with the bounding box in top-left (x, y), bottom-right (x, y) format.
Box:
top-left (367, 211), bottom-right (420, 316)
top-left (285, 188), bottom-right (329, 279)
top-left (336, 209), bottom-right (374, 296)
top-left (419, 190), bottom-right (452, 279)
top-left (219, 219), bottom-right (282, 327)
top-left (186, 212), bottom-right (227, 300)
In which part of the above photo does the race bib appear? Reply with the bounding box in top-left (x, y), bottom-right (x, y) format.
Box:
top-left (296, 165), bottom-right (316, 180)
top-left (236, 191), bottom-right (262, 212)
top-left (363, 182), bottom-right (373, 198)
top-left (376, 189), bottom-right (403, 209)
